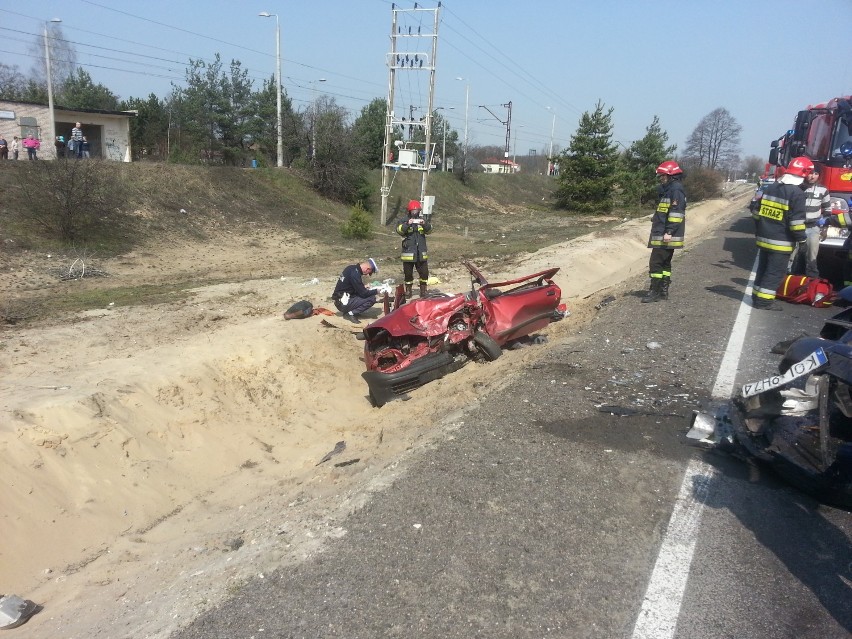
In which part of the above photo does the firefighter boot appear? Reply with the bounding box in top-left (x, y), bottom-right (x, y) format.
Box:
top-left (405, 283), bottom-right (413, 298)
top-left (660, 279), bottom-right (670, 301)
top-left (641, 279), bottom-right (663, 303)
top-left (419, 283), bottom-right (428, 297)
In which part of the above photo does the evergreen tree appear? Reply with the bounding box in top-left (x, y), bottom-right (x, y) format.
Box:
top-left (351, 98), bottom-right (389, 169)
top-left (554, 100), bottom-right (619, 214)
top-left (59, 68), bottom-right (119, 110)
top-left (249, 75), bottom-right (302, 167)
top-left (121, 93), bottom-right (169, 159)
top-left (311, 96), bottom-right (368, 204)
top-left (618, 116), bottom-right (677, 209)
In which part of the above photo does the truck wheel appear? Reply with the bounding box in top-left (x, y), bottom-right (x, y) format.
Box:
top-left (473, 331), bottom-right (502, 361)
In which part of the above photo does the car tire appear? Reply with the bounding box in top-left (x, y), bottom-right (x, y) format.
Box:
top-left (473, 331), bottom-right (502, 361)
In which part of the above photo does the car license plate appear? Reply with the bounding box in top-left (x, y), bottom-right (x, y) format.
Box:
top-left (741, 348), bottom-right (828, 398)
top-left (824, 226), bottom-right (849, 239)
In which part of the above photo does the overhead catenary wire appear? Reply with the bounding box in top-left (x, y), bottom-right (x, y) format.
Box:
top-left (0, 1), bottom-right (578, 151)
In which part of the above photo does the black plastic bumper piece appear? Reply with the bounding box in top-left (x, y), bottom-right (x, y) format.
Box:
top-left (362, 351), bottom-right (465, 407)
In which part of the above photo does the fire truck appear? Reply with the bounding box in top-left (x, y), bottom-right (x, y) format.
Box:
top-left (765, 96), bottom-right (852, 279)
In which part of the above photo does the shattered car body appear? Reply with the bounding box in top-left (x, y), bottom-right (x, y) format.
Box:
top-left (361, 261), bottom-right (563, 407)
top-left (690, 307), bottom-right (852, 509)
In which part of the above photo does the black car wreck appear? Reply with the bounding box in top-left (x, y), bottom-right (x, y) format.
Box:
top-left (689, 303), bottom-right (852, 510)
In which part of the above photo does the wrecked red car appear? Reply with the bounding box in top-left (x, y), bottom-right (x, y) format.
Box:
top-left (361, 260), bottom-right (564, 406)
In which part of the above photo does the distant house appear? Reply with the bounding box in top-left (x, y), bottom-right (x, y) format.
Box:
top-left (480, 157), bottom-right (520, 174)
top-left (0, 99), bottom-right (135, 161)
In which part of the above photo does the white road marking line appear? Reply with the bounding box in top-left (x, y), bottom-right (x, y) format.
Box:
top-left (631, 253), bottom-right (760, 638)
top-left (712, 254), bottom-right (759, 400)
top-left (631, 459), bottom-right (714, 639)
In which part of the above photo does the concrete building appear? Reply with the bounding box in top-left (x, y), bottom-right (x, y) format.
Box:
top-left (480, 157), bottom-right (520, 174)
top-left (0, 99), bottom-right (134, 161)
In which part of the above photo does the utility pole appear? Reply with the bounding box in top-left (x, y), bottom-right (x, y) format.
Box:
top-left (380, 5), bottom-right (441, 226)
top-left (457, 77), bottom-right (469, 173)
top-left (480, 101), bottom-right (512, 173)
top-left (258, 12), bottom-right (283, 167)
top-left (503, 101), bottom-right (512, 173)
top-left (546, 106), bottom-right (556, 176)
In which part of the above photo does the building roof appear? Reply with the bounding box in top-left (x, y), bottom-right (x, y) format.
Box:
top-left (0, 98), bottom-right (136, 117)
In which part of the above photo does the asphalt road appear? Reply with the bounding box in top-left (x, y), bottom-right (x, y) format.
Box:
top-left (173, 209), bottom-right (852, 639)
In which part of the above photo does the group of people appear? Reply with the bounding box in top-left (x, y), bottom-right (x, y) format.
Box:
top-left (328, 155), bottom-right (838, 323)
top-left (0, 122), bottom-right (88, 161)
top-left (642, 154), bottom-right (841, 312)
top-left (331, 199), bottom-right (432, 324)
top-left (749, 156), bottom-right (843, 309)
top-left (56, 122), bottom-right (89, 159)
top-left (0, 134), bottom-right (38, 160)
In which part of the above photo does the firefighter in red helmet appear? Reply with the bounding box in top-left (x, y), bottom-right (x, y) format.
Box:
top-left (643, 161), bottom-right (686, 303)
top-left (750, 156), bottom-right (811, 309)
top-left (397, 199), bottom-right (432, 298)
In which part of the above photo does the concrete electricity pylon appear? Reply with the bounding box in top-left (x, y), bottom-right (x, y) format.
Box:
top-left (380, 5), bottom-right (441, 226)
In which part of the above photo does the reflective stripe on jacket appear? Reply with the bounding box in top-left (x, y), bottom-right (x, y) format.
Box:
top-left (647, 179), bottom-right (686, 249)
top-left (397, 216), bottom-right (432, 262)
top-left (752, 182), bottom-right (806, 252)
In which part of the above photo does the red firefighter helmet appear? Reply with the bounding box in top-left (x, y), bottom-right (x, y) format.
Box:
top-left (656, 161), bottom-right (683, 176)
top-left (407, 199), bottom-right (422, 213)
top-left (785, 156), bottom-right (815, 178)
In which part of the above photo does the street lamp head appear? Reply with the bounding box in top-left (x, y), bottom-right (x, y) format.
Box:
top-left (258, 11), bottom-right (274, 17)
top-left (318, 78), bottom-right (326, 82)
top-left (49, 18), bottom-right (62, 23)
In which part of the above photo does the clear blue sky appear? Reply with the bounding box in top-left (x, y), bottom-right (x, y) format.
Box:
top-left (3, 0), bottom-right (851, 163)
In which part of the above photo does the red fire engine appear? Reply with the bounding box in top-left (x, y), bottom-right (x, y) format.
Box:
top-left (765, 96), bottom-right (852, 278)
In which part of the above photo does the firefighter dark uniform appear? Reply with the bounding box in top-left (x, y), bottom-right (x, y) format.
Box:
top-left (751, 172), bottom-right (808, 309)
top-left (643, 161), bottom-right (686, 303)
top-left (331, 258), bottom-right (379, 323)
top-left (398, 199), bottom-right (432, 297)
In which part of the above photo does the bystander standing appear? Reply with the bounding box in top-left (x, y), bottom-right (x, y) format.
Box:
top-left (71, 122), bottom-right (84, 159)
top-left (789, 166), bottom-right (831, 278)
top-left (22, 134), bottom-right (40, 160)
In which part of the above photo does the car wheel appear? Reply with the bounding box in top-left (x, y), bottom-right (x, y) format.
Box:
top-left (473, 331), bottom-right (502, 361)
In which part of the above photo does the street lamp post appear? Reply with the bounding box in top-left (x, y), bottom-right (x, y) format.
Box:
top-left (311, 78), bottom-right (326, 161)
top-left (512, 125), bottom-right (525, 164)
top-left (442, 118), bottom-right (447, 171)
top-left (546, 106), bottom-right (556, 176)
top-left (259, 12), bottom-right (283, 167)
top-left (455, 77), bottom-right (469, 171)
top-left (434, 106), bottom-right (453, 172)
top-left (43, 18), bottom-right (61, 157)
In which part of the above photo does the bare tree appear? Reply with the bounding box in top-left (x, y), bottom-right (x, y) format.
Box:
top-left (683, 107), bottom-right (741, 170)
top-left (0, 63), bottom-right (27, 96)
top-left (26, 22), bottom-right (77, 91)
top-left (742, 154), bottom-right (766, 181)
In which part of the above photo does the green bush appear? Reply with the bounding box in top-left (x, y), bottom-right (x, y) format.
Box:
top-left (16, 158), bottom-right (128, 242)
top-left (341, 203), bottom-right (373, 239)
top-left (682, 167), bottom-right (723, 202)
